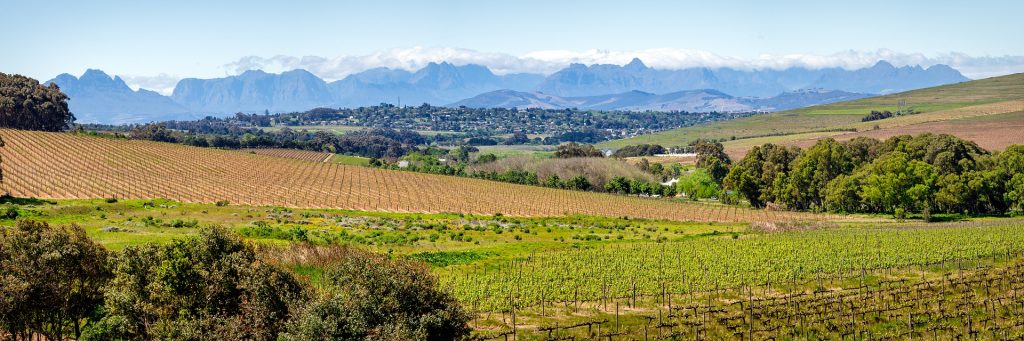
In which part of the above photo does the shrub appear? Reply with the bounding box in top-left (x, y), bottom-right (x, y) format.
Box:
top-left (0, 205), bottom-right (17, 219)
top-left (99, 227), bottom-right (305, 340)
top-left (0, 220), bottom-right (110, 340)
top-left (216, 200), bottom-right (230, 206)
top-left (281, 245), bottom-right (472, 340)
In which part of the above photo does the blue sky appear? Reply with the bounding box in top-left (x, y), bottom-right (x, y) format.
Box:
top-left (3, 0), bottom-right (1022, 93)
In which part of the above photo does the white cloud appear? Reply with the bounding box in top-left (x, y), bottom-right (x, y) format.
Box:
top-left (119, 73), bottom-right (181, 95)
top-left (122, 47), bottom-right (1024, 93)
top-left (223, 47), bottom-right (1024, 80)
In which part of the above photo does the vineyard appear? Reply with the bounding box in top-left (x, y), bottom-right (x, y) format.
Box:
top-left (0, 129), bottom-right (823, 223)
top-left (447, 220), bottom-right (1024, 339)
top-left (240, 148), bottom-right (334, 162)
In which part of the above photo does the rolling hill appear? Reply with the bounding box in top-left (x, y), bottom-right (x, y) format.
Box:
top-left (598, 73), bottom-right (1024, 158)
top-left (0, 128), bottom-right (823, 223)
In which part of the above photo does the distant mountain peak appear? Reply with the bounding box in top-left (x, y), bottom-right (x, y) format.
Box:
top-left (870, 60), bottom-right (897, 70)
top-left (625, 58), bottom-right (647, 69)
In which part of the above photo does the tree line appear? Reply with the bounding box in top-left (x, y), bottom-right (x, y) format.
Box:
top-left (0, 220), bottom-right (470, 340)
top-left (722, 134), bottom-right (1024, 218)
top-left (122, 124), bottom-right (428, 159)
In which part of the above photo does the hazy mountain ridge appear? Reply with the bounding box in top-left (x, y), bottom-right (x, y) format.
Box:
top-left (537, 59), bottom-right (968, 97)
top-left (451, 88), bottom-right (872, 112)
top-left (47, 60), bottom-right (967, 123)
top-left (46, 70), bottom-right (193, 124)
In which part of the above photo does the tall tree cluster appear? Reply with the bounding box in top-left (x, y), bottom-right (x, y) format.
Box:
top-left (0, 73), bottom-right (74, 131)
top-left (723, 134), bottom-right (1024, 217)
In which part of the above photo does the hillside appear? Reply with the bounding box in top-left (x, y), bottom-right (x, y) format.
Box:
top-left (598, 73), bottom-right (1024, 157)
top-left (0, 129), bottom-right (822, 223)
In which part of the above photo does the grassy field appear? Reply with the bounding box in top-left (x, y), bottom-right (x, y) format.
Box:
top-left (329, 154), bottom-right (371, 166)
top-left (474, 144), bottom-right (556, 159)
top-left (5, 198), bottom-right (1024, 339)
top-left (598, 73), bottom-right (1024, 154)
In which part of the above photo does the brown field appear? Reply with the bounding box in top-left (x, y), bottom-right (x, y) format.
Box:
top-left (240, 148), bottom-right (333, 162)
top-left (788, 110), bottom-right (1024, 151)
top-left (0, 129), bottom-right (829, 223)
top-left (723, 100), bottom-right (1024, 158)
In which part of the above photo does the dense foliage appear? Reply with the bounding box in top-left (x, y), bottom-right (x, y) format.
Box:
top-left (0, 73), bottom-right (74, 131)
top-left (611, 144), bottom-right (666, 157)
top-left (0, 221), bottom-right (109, 341)
top-left (861, 110), bottom-right (894, 122)
top-left (724, 134), bottom-right (1024, 217)
top-left (283, 246), bottom-right (471, 340)
top-left (553, 142), bottom-right (604, 158)
top-left (0, 222), bottom-right (472, 340)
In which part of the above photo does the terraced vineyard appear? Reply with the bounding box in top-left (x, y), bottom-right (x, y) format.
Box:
top-left (240, 148), bottom-right (334, 162)
top-left (0, 129), bottom-right (822, 223)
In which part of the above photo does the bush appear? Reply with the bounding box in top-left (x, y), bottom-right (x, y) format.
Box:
top-left (216, 200), bottom-right (230, 206)
top-left (100, 227), bottom-right (305, 340)
top-left (0, 220), bottom-right (110, 340)
top-left (0, 204), bottom-right (17, 219)
top-left (861, 110), bottom-right (894, 122)
top-left (612, 144), bottom-right (666, 157)
top-left (282, 245), bottom-right (472, 340)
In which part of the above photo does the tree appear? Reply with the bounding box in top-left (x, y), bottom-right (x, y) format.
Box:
top-left (0, 73), bottom-right (74, 131)
top-left (130, 123), bottom-right (176, 142)
top-left (693, 139), bottom-right (731, 168)
top-left (553, 142), bottom-right (604, 158)
top-left (778, 139), bottom-right (857, 210)
top-left (97, 227), bottom-right (305, 340)
top-left (565, 175), bottom-right (592, 191)
top-left (722, 144), bottom-right (799, 207)
top-left (612, 144), bottom-right (665, 157)
top-left (282, 246), bottom-right (471, 340)
top-left (0, 220), bottom-right (110, 341)
top-left (475, 153), bottom-right (498, 164)
top-left (604, 176), bottom-right (629, 194)
top-left (997, 145), bottom-right (1024, 213)
top-left (854, 151), bottom-right (937, 216)
top-left (677, 168), bottom-right (721, 200)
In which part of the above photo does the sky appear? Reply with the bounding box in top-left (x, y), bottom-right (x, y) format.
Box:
top-left (2, 0), bottom-right (1022, 94)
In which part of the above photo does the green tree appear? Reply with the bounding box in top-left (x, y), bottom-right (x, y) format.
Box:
top-left (722, 144), bottom-right (799, 207)
top-left (693, 139), bottom-right (731, 168)
top-left (282, 246), bottom-right (471, 340)
top-left (554, 142), bottom-right (604, 158)
top-left (0, 220), bottom-right (110, 340)
top-left (677, 168), bottom-right (721, 200)
top-left (997, 145), bottom-right (1024, 213)
top-left (565, 175), bottom-right (592, 191)
top-left (98, 227), bottom-right (305, 340)
top-left (0, 73), bottom-right (74, 131)
top-left (855, 152), bottom-right (938, 215)
top-left (779, 139), bottom-right (857, 210)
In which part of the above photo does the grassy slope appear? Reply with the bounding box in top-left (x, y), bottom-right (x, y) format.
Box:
top-left (597, 73), bottom-right (1024, 149)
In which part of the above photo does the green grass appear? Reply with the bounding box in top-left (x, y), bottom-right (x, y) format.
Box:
top-left (330, 154), bottom-right (370, 166)
top-left (474, 144), bottom-right (555, 159)
top-left (598, 73), bottom-right (1024, 148)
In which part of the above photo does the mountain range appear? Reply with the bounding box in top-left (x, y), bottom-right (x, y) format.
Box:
top-left (48, 70), bottom-right (194, 123)
top-left (451, 88), bottom-right (871, 112)
top-left (45, 60), bottom-right (970, 124)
